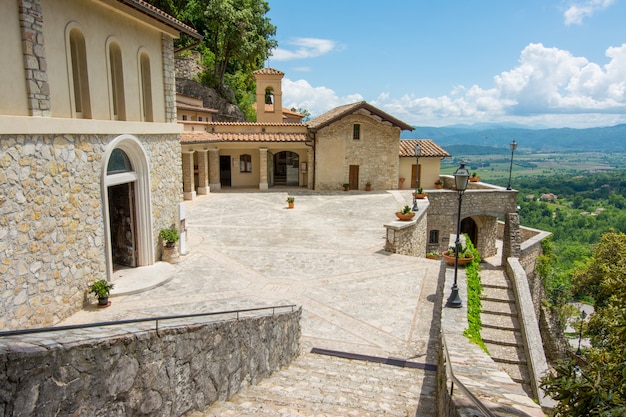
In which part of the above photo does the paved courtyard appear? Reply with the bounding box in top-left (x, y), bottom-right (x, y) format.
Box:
top-left (62, 190), bottom-right (444, 415)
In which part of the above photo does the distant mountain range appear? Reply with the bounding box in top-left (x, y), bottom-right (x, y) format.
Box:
top-left (401, 124), bottom-right (626, 153)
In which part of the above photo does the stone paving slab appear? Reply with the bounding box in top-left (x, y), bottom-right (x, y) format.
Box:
top-left (61, 190), bottom-right (442, 416)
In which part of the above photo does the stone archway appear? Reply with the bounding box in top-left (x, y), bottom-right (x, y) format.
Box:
top-left (101, 135), bottom-right (154, 281)
top-left (461, 217), bottom-right (478, 248)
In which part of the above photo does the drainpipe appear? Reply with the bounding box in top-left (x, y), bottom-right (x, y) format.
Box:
top-left (305, 132), bottom-right (316, 190)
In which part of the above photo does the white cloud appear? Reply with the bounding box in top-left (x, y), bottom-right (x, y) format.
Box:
top-left (270, 38), bottom-right (337, 61)
top-left (281, 43), bottom-right (626, 128)
top-left (281, 78), bottom-right (363, 116)
top-left (564, 0), bottom-right (615, 26)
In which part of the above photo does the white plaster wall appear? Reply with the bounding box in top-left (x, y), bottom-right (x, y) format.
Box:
top-left (0, 1), bottom-right (29, 115)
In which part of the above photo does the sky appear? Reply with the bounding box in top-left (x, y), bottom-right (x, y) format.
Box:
top-left (265, 0), bottom-right (626, 128)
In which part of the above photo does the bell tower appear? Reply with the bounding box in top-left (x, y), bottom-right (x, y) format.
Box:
top-left (253, 68), bottom-right (284, 123)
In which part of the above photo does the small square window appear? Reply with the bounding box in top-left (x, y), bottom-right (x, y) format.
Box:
top-left (182, 115), bottom-right (187, 121)
top-left (429, 230), bottom-right (440, 244)
top-left (353, 124), bottom-right (360, 140)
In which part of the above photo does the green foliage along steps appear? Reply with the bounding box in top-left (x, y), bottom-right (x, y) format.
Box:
top-left (460, 235), bottom-right (488, 354)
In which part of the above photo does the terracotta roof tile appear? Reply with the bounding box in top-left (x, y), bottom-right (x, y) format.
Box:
top-left (399, 139), bottom-right (451, 158)
top-left (253, 68), bottom-right (285, 76)
top-left (116, 0), bottom-right (201, 39)
top-left (181, 131), bottom-right (308, 144)
top-left (307, 101), bottom-right (414, 131)
top-left (177, 103), bottom-right (218, 113)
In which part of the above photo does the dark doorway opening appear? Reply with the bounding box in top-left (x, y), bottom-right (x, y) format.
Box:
top-left (219, 155), bottom-right (231, 187)
top-left (274, 151), bottom-right (299, 186)
top-left (461, 217), bottom-right (478, 248)
top-left (108, 182), bottom-right (137, 269)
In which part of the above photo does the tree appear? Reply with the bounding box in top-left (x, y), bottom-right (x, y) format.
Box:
top-left (541, 231), bottom-right (626, 416)
top-left (181, 0), bottom-right (277, 93)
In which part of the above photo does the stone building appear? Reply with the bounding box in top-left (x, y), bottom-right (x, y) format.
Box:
top-left (0, 0), bottom-right (200, 330)
top-left (178, 67), bottom-right (449, 194)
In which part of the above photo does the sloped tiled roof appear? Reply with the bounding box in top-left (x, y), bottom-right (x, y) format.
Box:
top-left (177, 103), bottom-right (218, 113)
top-left (253, 68), bottom-right (285, 76)
top-left (181, 131), bottom-right (308, 144)
top-left (307, 101), bottom-right (414, 131)
top-left (399, 139), bottom-right (451, 158)
top-left (116, 0), bottom-right (201, 39)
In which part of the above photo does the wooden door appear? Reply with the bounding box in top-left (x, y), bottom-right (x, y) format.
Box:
top-left (411, 164), bottom-right (422, 188)
top-left (349, 165), bottom-right (359, 190)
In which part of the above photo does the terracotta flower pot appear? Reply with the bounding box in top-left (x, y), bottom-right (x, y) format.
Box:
top-left (395, 211), bottom-right (416, 221)
top-left (413, 193), bottom-right (427, 199)
top-left (442, 251), bottom-right (473, 266)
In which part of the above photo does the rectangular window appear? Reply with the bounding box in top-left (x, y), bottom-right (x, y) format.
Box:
top-left (240, 154), bottom-right (252, 173)
top-left (353, 124), bottom-right (360, 140)
top-left (182, 115), bottom-right (187, 121)
top-left (429, 230), bottom-right (440, 244)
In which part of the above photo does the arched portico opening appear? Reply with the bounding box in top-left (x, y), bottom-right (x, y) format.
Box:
top-left (102, 135), bottom-right (154, 281)
top-left (461, 217), bottom-right (478, 249)
top-left (273, 151), bottom-right (299, 186)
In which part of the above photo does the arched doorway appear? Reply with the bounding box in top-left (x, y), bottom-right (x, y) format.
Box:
top-left (102, 135), bottom-right (154, 280)
top-left (461, 217), bottom-right (478, 248)
top-left (273, 151), bottom-right (299, 186)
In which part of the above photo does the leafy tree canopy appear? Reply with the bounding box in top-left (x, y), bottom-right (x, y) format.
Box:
top-left (147, 0), bottom-right (277, 117)
top-left (541, 231), bottom-right (626, 416)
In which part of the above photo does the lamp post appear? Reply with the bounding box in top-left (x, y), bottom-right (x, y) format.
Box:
top-left (506, 140), bottom-right (517, 190)
top-left (576, 309), bottom-right (587, 355)
top-left (412, 143), bottom-right (422, 211)
top-left (446, 163), bottom-right (470, 308)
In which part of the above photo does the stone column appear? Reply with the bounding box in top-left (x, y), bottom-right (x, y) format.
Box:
top-left (196, 150), bottom-right (210, 195)
top-left (161, 33), bottom-right (176, 123)
top-left (307, 147), bottom-right (314, 190)
top-left (208, 148), bottom-right (221, 191)
top-left (259, 148), bottom-right (269, 190)
top-left (19, 0), bottom-right (51, 117)
top-left (182, 150), bottom-right (196, 200)
top-left (501, 212), bottom-right (521, 264)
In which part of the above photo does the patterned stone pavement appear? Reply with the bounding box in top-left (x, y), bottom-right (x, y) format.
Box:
top-left (62, 190), bottom-right (442, 416)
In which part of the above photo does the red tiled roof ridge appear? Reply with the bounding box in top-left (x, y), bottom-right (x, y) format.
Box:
top-left (253, 68), bottom-right (285, 76)
top-left (116, 0), bottom-right (201, 39)
top-left (206, 121), bottom-right (306, 127)
top-left (307, 101), bottom-right (413, 131)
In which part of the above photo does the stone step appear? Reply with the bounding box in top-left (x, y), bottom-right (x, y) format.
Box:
top-left (189, 352), bottom-right (435, 417)
top-left (481, 286), bottom-right (515, 301)
top-left (481, 327), bottom-right (524, 347)
top-left (479, 271), bottom-right (512, 287)
top-left (481, 299), bottom-right (518, 316)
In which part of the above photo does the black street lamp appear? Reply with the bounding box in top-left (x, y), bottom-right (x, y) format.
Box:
top-left (446, 163), bottom-right (470, 308)
top-left (412, 143), bottom-right (422, 211)
top-left (576, 309), bottom-right (587, 355)
top-left (506, 140), bottom-right (517, 190)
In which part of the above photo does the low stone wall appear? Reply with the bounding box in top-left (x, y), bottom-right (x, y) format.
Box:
top-left (384, 207), bottom-right (427, 256)
top-left (0, 308), bottom-right (301, 416)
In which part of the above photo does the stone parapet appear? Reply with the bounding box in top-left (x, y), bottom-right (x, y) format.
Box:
top-left (0, 308), bottom-right (301, 416)
top-left (384, 204), bottom-right (428, 257)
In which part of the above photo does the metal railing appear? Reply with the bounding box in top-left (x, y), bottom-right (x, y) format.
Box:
top-left (0, 304), bottom-right (298, 338)
top-left (441, 333), bottom-right (498, 417)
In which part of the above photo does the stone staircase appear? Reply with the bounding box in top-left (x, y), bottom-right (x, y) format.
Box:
top-left (480, 267), bottom-right (533, 397)
top-left (187, 350), bottom-right (436, 417)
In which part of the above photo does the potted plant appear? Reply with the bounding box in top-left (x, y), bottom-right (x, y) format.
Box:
top-left (470, 172), bottom-right (480, 182)
top-left (442, 244), bottom-right (474, 266)
top-left (365, 181), bottom-right (372, 191)
top-left (89, 279), bottom-right (114, 307)
top-left (413, 187), bottom-right (427, 199)
top-left (426, 251), bottom-right (440, 260)
top-left (395, 205), bottom-right (415, 221)
top-left (435, 179), bottom-right (444, 189)
top-left (342, 183), bottom-right (350, 191)
top-left (160, 228), bottom-right (180, 263)
top-left (286, 196), bottom-right (295, 208)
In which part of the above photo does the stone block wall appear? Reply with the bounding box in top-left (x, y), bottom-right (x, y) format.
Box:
top-left (384, 210), bottom-right (427, 257)
top-left (0, 133), bottom-right (181, 330)
top-left (0, 308), bottom-right (301, 416)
